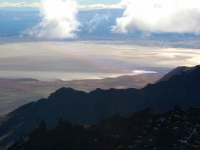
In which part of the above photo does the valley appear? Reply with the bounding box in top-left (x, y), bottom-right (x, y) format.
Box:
top-left (0, 73), bottom-right (163, 115)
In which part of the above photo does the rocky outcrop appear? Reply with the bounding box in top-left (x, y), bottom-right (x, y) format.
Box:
top-left (8, 106), bottom-right (200, 150)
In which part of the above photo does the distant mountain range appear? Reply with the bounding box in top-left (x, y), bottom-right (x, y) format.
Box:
top-left (0, 64), bottom-right (200, 149)
top-left (8, 105), bottom-right (200, 150)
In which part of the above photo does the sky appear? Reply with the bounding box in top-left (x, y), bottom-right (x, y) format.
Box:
top-left (0, 0), bottom-right (200, 80)
top-left (0, 0), bottom-right (125, 10)
top-left (0, 0), bottom-right (121, 4)
top-left (1, 0), bottom-right (200, 39)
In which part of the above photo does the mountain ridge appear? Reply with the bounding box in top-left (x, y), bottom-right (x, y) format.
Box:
top-left (0, 64), bottom-right (200, 149)
top-left (157, 66), bottom-right (192, 82)
top-left (8, 106), bottom-right (200, 150)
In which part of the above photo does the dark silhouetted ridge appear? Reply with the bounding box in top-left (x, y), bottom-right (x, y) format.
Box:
top-left (157, 66), bottom-right (193, 82)
top-left (1, 65), bottom-right (200, 149)
top-left (8, 106), bottom-right (200, 150)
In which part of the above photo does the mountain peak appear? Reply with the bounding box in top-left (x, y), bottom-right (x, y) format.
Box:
top-left (157, 66), bottom-right (192, 82)
top-left (1, 64), bottom-right (200, 149)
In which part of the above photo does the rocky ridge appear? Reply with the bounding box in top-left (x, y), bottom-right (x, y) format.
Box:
top-left (8, 106), bottom-right (200, 150)
top-left (1, 65), bottom-right (200, 149)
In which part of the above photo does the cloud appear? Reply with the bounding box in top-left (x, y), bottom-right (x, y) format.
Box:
top-left (0, 2), bottom-right (40, 7)
top-left (24, 0), bottom-right (80, 39)
top-left (79, 4), bottom-right (107, 9)
top-left (0, 2), bottom-right (127, 9)
top-left (132, 70), bottom-right (157, 74)
top-left (78, 3), bottom-right (127, 9)
top-left (112, 0), bottom-right (200, 34)
top-left (87, 14), bottom-right (109, 32)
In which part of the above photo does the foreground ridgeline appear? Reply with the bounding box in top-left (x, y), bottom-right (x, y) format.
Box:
top-left (1, 65), bottom-right (200, 149)
top-left (8, 106), bottom-right (200, 150)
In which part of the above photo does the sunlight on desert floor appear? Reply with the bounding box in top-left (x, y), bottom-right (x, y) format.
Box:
top-left (0, 41), bottom-right (199, 81)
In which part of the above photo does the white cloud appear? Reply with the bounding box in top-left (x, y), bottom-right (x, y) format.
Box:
top-left (112, 0), bottom-right (200, 34)
top-left (0, 2), bottom-right (127, 9)
top-left (87, 14), bottom-right (109, 32)
top-left (0, 2), bottom-right (40, 7)
top-left (132, 70), bottom-right (157, 74)
top-left (79, 4), bottom-right (107, 9)
top-left (78, 3), bottom-right (127, 9)
top-left (24, 0), bottom-right (80, 39)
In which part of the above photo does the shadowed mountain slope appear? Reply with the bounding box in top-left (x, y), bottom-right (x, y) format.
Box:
top-left (8, 106), bottom-right (200, 150)
top-left (157, 66), bottom-right (192, 82)
top-left (0, 73), bottom-right (163, 115)
top-left (0, 65), bottom-right (200, 149)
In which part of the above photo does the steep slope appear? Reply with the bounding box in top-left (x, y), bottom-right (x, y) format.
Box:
top-left (0, 73), bottom-right (163, 115)
top-left (157, 66), bottom-right (192, 82)
top-left (8, 106), bottom-right (200, 150)
top-left (0, 65), bottom-right (200, 149)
